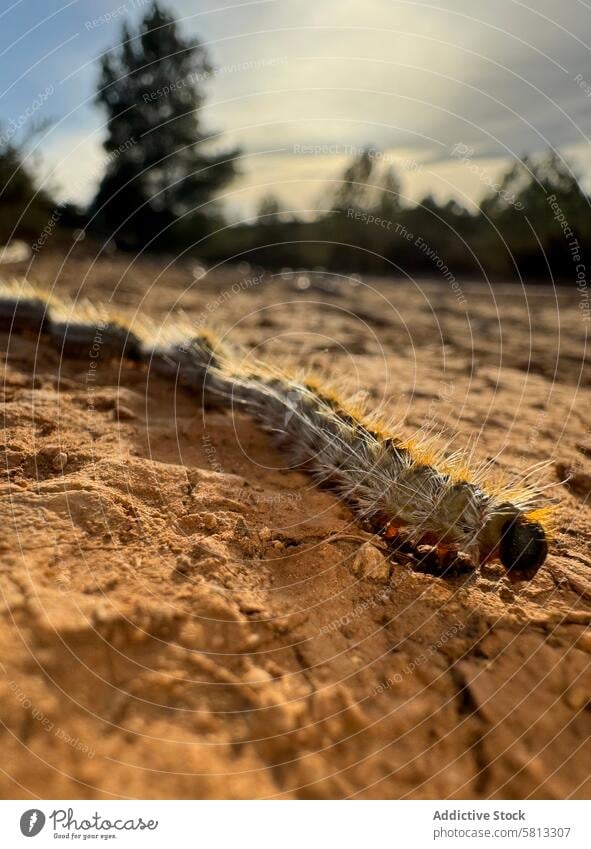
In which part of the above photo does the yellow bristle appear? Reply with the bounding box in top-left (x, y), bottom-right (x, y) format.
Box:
top-left (524, 506), bottom-right (557, 538)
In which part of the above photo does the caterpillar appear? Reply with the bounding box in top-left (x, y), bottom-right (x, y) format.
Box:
top-left (0, 277), bottom-right (551, 582)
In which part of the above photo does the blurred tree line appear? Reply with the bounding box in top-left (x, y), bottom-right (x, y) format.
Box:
top-left (0, 1), bottom-right (590, 283)
top-left (218, 148), bottom-right (591, 282)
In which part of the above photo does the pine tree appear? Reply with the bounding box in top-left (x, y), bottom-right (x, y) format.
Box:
top-left (331, 149), bottom-right (375, 212)
top-left (91, 2), bottom-right (238, 249)
top-left (0, 138), bottom-right (55, 244)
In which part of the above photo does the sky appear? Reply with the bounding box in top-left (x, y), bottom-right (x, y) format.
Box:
top-left (2, 0), bottom-right (591, 219)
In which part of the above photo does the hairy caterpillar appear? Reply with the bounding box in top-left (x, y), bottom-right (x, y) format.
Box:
top-left (0, 277), bottom-right (551, 582)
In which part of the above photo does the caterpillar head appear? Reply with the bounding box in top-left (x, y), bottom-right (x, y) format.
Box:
top-left (498, 516), bottom-right (548, 581)
top-left (478, 507), bottom-right (548, 581)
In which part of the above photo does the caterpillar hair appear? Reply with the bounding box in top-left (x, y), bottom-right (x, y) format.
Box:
top-left (1, 278), bottom-right (552, 582)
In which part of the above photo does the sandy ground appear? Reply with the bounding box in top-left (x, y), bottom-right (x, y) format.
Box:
top-left (1, 251), bottom-right (590, 799)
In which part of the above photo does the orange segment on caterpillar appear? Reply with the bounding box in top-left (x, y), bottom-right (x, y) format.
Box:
top-left (0, 278), bottom-right (553, 581)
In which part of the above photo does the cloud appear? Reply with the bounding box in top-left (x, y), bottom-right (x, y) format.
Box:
top-left (3, 0), bottom-right (591, 213)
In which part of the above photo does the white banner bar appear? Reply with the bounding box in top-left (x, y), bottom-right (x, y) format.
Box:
top-left (0, 800), bottom-right (589, 848)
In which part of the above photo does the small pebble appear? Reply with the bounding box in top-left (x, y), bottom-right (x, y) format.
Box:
top-left (52, 452), bottom-right (68, 471)
top-left (175, 555), bottom-right (193, 575)
top-left (352, 543), bottom-right (390, 582)
top-left (244, 633), bottom-right (260, 649)
top-left (243, 665), bottom-right (273, 685)
top-left (564, 686), bottom-right (589, 711)
top-left (201, 513), bottom-right (218, 530)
